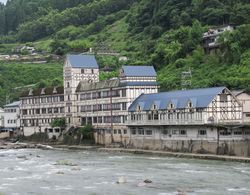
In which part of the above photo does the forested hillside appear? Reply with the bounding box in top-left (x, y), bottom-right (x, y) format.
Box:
top-left (0, 0), bottom-right (250, 106)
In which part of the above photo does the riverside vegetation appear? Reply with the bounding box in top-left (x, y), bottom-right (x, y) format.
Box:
top-left (0, 0), bottom-right (250, 106)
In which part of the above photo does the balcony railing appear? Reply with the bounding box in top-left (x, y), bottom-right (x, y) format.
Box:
top-left (126, 118), bottom-right (243, 126)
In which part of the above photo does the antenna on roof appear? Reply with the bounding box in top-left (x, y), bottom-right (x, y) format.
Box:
top-left (181, 68), bottom-right (192, 90)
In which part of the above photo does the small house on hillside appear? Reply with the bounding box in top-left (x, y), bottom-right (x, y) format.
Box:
top-left (202, 25), bottom-right (234, 54)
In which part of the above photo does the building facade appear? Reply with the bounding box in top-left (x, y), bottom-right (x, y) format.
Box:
top-left (75, 65), bottom-right (159, 145)
top-left (202, 25), bottom-right (234, 53)
top-left (2, 101), bottom-right (21, 135)
top-left (0, 107), bottom-right (3, 128)
top-left (19, 87), bottom-right (65, 137)
top-left (233, 90), bottom-right (250, 124)
top-left (64, 54), bottom-right (99, 126)
top-left (126, 87), bottom-right (250, 156)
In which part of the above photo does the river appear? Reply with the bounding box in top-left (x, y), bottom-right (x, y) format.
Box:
top-left (0, 149), bottom-right (250, 195)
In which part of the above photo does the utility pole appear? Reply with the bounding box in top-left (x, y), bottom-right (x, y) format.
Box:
top-left (181, 68), bottom-right (192, 90)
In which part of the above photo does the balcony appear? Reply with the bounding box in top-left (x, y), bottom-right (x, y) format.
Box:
top-left (126, 117), bottom-right (243, 126)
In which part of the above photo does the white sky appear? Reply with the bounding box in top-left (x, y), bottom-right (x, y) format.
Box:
top-left (0, 0), bottom-right (7, 5)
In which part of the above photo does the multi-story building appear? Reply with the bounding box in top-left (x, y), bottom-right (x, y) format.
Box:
top-left (19, 87), bottom-right (65, 137)
top-left (0, 107), bottom-right (4, 129)
top-left (2, 101), bottom-right (21, 134)
top-left (64, 54), bottom-right (99, 126)
top-left (126, 87), bottom-right (250, 156)
top-left (75, 65), bottom-right (159, 145)
top-left (202, 25), bottom-right (234, 53)
top-left (233, 90), bottom-right (250, 124)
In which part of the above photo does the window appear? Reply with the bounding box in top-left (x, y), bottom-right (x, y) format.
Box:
top-left (55, 128), bottom-right (60, 133)
top-left (112, 116), bottom-right (121, 123)
top-left (198, 130), bottom-right (207, 136)
top-left (102, 91), bottom-right (110, 98)
top-left (48, 108), bottom-right (52, 114)
top-left (36, 109), bottom-right (40, 114)
top-left (246, 113), bottom-right (250, 117)
top-left (47, 97), bottom-right (52, 103)
top-left (131, 128), bottom-right (136, 135)
top-left (138, 128), bottom-right (144, 135)
top-left (122, 89), bottom-right (126, 97)
top-left (180, 130), bottom-right (187, 135)
top-left (42, 108), bottom-right (46, 114)
top-left (104, 116), bottom-right (111, 123)
top-left (146, 130), bottom-right (153, 135)
top-left (123, 129), bottom-right (127, 134)
top-left (49, 128), bottom-right (53, 133)
top-left (172, 130), bottom-right (179, 135)
top-left (220, 130), bottom-right (232, 136)
top-left (53, 96), bottom-right (58, 102)
top-left (54, 108), bottom-right (59, 113)
top-left (91, 69), bottom-right (94, 74)
top-left (220, 94), bottom-right (227, 102)
top-left (98, 117), bottom-right (102, 123)
top-left (81, 69), bottom-right (85, 74)
top-left (122, 103), bottom-right (127, 110)
top-left (80, 94), bottom-right (85, 100)
top-left (60, 107), bottom-right (64, 113)
top-left (93, 117), bottom-right (97, 124)
top-left (114, 130), bottom-right (117, 134)
top-left (234, 130), bottom-right (242, 135)
top-left (153, 112), bottom-right (159, 120)
top-left (245, 131), bottom-right (250, 135)
top-left (23, 109), bottom-right (28, 115)
top-left (162, 129), bottom-right (169, 135)
top-left (118, 130), bottom-right (122, 134)
top-left (60, 96), bottom-right (64, 102)
top-left (67, 82), bottom-right (70, 88)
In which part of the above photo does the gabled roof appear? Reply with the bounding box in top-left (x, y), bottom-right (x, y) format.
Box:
top-left (121, 65), bottom-right (156, 77)
top-left (20, 86), bottom-right (64, 97)
top-left (4, 101), bottom-right (21, 108)
top-left (76, 79), bottom-right (158, 92)
top-left (129, 87), bottom-right (226, 112)
top-left (66, 54), bottom-right (98, 68)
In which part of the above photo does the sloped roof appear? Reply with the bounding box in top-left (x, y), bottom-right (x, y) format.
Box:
top-left (129, 87), bottom-right (226, 112)
top-left (76, 79), bottom-right (120, 92)
top-left (121, 65), bottom-right (156, 77)
top-left (20, 86), bottom-right (64, 97)
top-left (4, 101), bottom-right (21, 108)
top-left (66, 54), bottom-right (98, 68)
top-left (76, 79), bottom-right (158, 92)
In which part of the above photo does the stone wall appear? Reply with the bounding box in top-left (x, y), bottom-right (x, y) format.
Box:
top-left (127, 138), bottom-right (250, 157)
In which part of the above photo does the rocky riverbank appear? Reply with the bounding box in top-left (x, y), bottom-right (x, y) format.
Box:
top-left (1, 140), bottom-right (250, 163)
top-left (0, 140), bottom-right (54, 150)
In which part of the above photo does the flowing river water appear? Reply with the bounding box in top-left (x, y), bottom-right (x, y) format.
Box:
top-left (0, 149), bottom-right (250, 195)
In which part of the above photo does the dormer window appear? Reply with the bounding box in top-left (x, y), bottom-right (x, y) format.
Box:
top-left (168, 103), bottom-right (174, 109)
top-left (28, 89), bottom-right (33, 96)
top-left (41, 88), bottom-right (45, 95)
top-left (137, 105), bottom-right (141, 112)
top-left (53, 87), bottom-right (57, 94)
top-left (153, 104), bottom-right (157, 110)
top-left (188, 102), bottom-right (192, 108)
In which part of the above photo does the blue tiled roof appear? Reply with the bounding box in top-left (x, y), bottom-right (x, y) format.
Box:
top-left (4, 101), bottom-right (20, 108)
top-left (122, 66), bottom-right (156, 77)
top-left (67, 54), bottom-right (99, 68)
top-left (119, 81), bottom-right (158, 87)
top-left (129, 87), bottom-right (226, 112)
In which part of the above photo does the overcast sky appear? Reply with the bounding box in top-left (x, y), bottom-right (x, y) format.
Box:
top-left (0, 0), bottom-right (7, 5)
